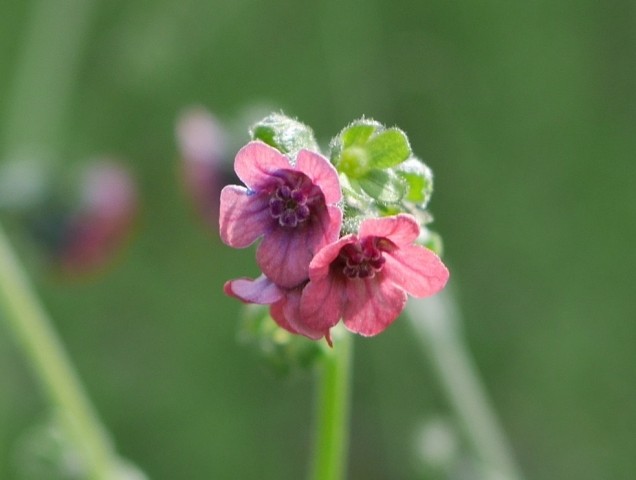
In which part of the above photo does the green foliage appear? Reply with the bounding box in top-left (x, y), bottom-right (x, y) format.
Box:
top-left (396, 158), bottom-right (434, 207)
top-left (250, 113), bottom-right (320, 160)
top-left (329, 118), bottom-right (436, 234)
top-left (366, 128), bottom-right (411, 169)
top-left (331, 119), bottom-right (411, 177)
top-left (355, 169), bottom-right (407, 204)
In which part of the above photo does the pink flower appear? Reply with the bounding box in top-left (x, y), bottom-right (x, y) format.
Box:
top-left (220, 141), bottom-right (342, 288)
top-left (224, 275), bottom-right (328, 341)
top-left (299, 214), bottom-right (449, 336)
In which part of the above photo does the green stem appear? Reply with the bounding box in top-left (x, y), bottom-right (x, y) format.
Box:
top-left (0, 224), bottom-right (118, 479)
top-left (406, 291), bottom-right (524, 480)
top-left (309, 330), bottom-right (354, 480)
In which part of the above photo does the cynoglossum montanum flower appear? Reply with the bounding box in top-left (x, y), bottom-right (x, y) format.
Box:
top-left (220, 114), bottom-right (449, 343)
top-left (219, 141), bottom-right (342, 288)
top-left (300, 214), bottom-right (448, 337)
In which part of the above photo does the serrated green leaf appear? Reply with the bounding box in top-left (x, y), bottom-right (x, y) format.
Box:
top-left (366, 128), bottom-right (411, 169)
top-left (357, 169), bottom-right (407, 204)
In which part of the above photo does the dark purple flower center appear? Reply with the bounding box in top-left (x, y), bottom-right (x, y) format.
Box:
top-left (337, 237), bottom-right (387, 279)
top-left (268, 171), bottom-right (320, 228)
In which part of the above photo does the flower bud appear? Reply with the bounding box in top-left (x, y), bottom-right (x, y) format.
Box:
top-left (250, 112), bottom-right (320, 157)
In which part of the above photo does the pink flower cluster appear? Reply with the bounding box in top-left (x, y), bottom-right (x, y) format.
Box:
top-left (220, 141), bottom-right (449, 344)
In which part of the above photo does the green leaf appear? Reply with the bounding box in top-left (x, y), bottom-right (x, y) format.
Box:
top-left (337, 146), bottom-right (370, 178)
top-left (329, 118), bottom-right (382, 170)
top-left (340, 120), bottom-right (381, 148)
top-left (356, 169), bottom-right (407, 204)
top-left (250, 113), bottom-right (319, 159)
top-left (366, 128), bottom-right (411, 169)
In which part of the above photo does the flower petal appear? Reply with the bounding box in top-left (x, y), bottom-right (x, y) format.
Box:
top-left (308, 235), bottom-right (355, 280)
top-left (342, 276), bottom-right (407, 336)
top-left (234, 141), bottom-right (291, 190)
top-left (219, 185), bottom-right (272, 248)
top-left (223, 275), bottom-right (284, 304)
top-left (271, 286), bottom-right (325, 340)
top-left (296, 150), bottom-right (342, 204)
top-left (384, 244), bottom-right (449, 297)
top-left (256, 206), bottom-right (342, 288)
top-left (322, 205), bottom-right (344, 246)
top-left (300, 276), bottom-right (343, 333)
top-left (359, 214), bottom-right (420, 246)
top-left (270, 301), bottom-right (299, 335)
top-left (256, 226), bottom-right (312, 288)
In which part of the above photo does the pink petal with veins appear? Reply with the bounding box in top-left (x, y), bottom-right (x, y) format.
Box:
top-left (299, 275), bottom-right (344, 333)
top-left (384, 244), bottom-right (449, 298)
top-left (223, 275), bottom-right (284, 304)
top-left (219, 186), bottom-right (271, 248)
top-left (233, 142), bottom-right (290, 190)
top-left (359, 213), bottom-right (420, 246)
top-left (296, 150), bottom-right (342, 204)
top-left (342, 275), bottom-right (407, 336)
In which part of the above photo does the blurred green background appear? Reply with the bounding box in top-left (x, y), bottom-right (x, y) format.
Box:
top-left (1, 0), bottom-right (635, 478)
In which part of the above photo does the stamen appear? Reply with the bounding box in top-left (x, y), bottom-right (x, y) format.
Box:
top-left (339, 237), bottom-right (386, 279)
top-left (269, 180), bottom-right (312, 228)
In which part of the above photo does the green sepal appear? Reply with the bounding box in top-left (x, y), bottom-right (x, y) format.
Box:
top-left (331, 119), bottom-right (411, 178)
top-left (340, 120), bottom-right (381, 148)
top-left (396, 157), bottom-right (434, 207)
top-left (355, 169), bottom-right (407, 205)
top-left (366, 128), bottom-right (411, 169)
top-left (250, 112), bottom-right (320, 160)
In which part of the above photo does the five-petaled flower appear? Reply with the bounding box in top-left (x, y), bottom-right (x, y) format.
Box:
top-left (219, 141), bottom-right (342, 288)
top-left (299, 214), bottom-right (449, 337)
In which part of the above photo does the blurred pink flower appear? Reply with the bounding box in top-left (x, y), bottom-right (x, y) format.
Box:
top-left (58, 161), bottom-right (138, 274)
top-left (176, 107), bottom-right (230, 226)
top-left (219, 141), bottom-right (342, 288)
top-left (299, 214), bottom-right (449, 337)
